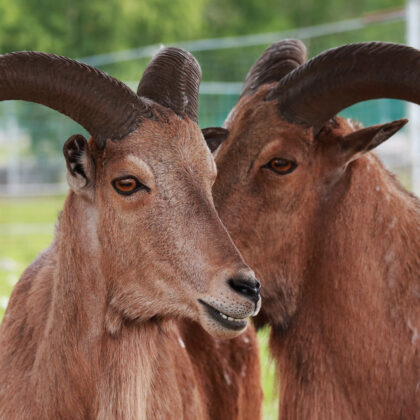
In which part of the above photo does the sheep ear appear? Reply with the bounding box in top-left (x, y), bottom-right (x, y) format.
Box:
top-left (202, 127), bottom-right (229, 153)
top-left (339, 119), bottom-right (407, 164)
top-left (63, 134), bottom-right (95, 199)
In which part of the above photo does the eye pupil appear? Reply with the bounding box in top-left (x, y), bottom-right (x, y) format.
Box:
top-left (272, 159), bottom-right (290, 169)
top-left (264, 158), bottom-right (297, 175)
top-left (117, 179), bottom-right (135, 191)
top-left (112, 176), bottom-right (143, 195)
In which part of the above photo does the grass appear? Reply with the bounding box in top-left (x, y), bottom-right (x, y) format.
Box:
top-left (0, 196), bottom-right (64, 318)
top-left (0, 195), bottom-right (278, 419)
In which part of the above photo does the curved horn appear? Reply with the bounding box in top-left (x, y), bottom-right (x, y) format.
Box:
top-left (137, 47), bottom-right (202, 122)
top-left (0, 51), bottom-right (147, 148)
top-left (266, 42), bottom-right (420, 134)
top-left (241, 39), bottom-right (307, 98)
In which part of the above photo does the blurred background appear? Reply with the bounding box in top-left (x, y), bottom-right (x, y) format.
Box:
top-left (0, 0), bottom-right (419, 418)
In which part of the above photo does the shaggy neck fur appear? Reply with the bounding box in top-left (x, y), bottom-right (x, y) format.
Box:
top-left (0, 192), bottom-right (263, 420)
top-left (272, 154), bottom-right (420, 419)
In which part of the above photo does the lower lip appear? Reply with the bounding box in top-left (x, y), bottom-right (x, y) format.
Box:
top-left (198, 300), bottom-right (248, 331)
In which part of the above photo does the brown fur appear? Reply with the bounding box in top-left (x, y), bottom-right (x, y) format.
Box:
top-left (211, 84), bottom-right (420, 419)
top-left (0, 110), bottom-right (263, 419)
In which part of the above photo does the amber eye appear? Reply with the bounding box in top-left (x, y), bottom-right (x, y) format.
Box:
top-left (263, 158), bottom-right (297, 175)
top-left (112, 176), bottom-right (150, 196)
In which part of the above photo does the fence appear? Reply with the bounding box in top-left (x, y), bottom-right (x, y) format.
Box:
top-left (0, 10), bottom-right (417, 410)
top-left (0, 8), bottom-right (416, 196)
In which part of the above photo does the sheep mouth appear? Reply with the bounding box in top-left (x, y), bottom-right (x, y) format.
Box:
top-left (198, 299), bottom-right (248, 331)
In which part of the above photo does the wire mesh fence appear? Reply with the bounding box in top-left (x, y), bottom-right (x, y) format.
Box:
top-left (0, 11), bottom-right (416, 297)
top-left (0, 11), bottom-right (413, 197)
top-left (0, 14), bottom-right (417, 419)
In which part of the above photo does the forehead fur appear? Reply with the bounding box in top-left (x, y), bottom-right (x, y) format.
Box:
top-left (223, 83), bottom-right (364, 159)
top-left (90, 105), bottom-right (213, 183)
top-left (99, 110), bottom-right (205, 158)
top-left (222, 84), bottom-right (313, 154)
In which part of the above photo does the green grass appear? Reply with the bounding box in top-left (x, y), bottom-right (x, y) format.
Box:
top-left (0, 196), bottom-right (65, 224)
top-left (0, 195), bottom-right (278, 418)
top-left (0, 196), bottom-right (64, 318)
top-left (259, 327), bottom-right (278, 419)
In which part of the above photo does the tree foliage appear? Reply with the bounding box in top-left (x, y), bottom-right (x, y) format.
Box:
top-left (0, 0), bottom-right (406, 156)
top-left (0, 0), bottom-right (405, 57)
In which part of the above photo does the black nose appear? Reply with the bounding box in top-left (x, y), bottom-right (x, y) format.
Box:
top-left (228, 277), bottom-right (261, 302)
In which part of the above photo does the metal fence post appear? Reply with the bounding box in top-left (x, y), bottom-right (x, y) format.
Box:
top-left (5, 102), bottom-right (20, 196)
top-left (407, 0), bottom-right (420, 195)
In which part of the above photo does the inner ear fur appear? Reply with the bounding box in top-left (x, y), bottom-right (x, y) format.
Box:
top-left (63, 134), bottom-right (95, 195)
top-left (202, 127), bottom-right (229, 153)
top-left (339, 118), bottom-right (408, 164)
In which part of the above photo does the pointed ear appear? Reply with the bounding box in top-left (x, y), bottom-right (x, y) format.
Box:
top-left (202, 127), bottom-right (229, 153)
top-left (63, 134), bottom-right (95, 199)
top-left (339, 119), bottom-right (408, 164)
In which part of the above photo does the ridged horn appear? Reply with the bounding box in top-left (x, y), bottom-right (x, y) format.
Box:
top-left (241, 39), bottom-right (307, 98)
top-left (137, 47), bottom-right (202, 122)
top-left (266, 42), bottom-right (420, 134)
top-left (0, 51), bottom-right (150, 148)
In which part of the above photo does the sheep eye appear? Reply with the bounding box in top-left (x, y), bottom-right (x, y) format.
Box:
top-left (264, 158), bottom-right (297, 175)
top-left (112, 176), bottom-right (150, 195)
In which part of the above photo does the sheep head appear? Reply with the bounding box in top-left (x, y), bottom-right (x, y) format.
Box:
top-left (204, 40), bottom-right (419, 332)
top-left (0, 48), bottom-right (261, 339)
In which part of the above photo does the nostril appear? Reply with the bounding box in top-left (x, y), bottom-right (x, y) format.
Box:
top-left (228, 277), bottom-right (261, 302)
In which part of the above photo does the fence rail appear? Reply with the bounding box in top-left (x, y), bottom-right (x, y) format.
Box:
top-left (0, 10), bottom-right (417, 197)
